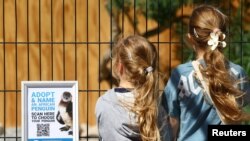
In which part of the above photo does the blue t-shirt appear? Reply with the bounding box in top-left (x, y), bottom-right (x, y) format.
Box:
top-left (163, 60), bottom-right (250, 141)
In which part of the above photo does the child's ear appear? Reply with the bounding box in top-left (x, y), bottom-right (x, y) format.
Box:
top-left (187, 33), bottom-right (193, 42)
top-left (185, 33), bottom-right (197, 50)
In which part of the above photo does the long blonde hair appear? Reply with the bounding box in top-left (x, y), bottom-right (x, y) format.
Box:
top-left (112, 35), bottom-right (162, 140)
top-left (189, 5), bottom-right (250, 124)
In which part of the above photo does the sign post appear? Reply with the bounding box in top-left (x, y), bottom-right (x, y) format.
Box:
top-left (22, 81), bottom-right (78, 141)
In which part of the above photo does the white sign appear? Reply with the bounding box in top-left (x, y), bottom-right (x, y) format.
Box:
top-left (22, 81), bottom-right (78, 141)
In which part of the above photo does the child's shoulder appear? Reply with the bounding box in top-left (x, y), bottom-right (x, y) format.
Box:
top-left (97, 88), bottom-right (115, 104)
top-left (171, 61), bottom-right (193, 75)
top-left (176, 61), bottom-right (193, 69)
top-left (96, 89), bottom-right (116, 106)
top-left (228, 61), bottom-right (246, 76)
top-left (228, 61), bottom-right (244, 70)
top-left (95, 88), bottom-right (116, 114)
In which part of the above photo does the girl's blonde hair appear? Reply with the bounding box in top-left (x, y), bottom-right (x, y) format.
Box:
top-left (112, 35), bottom-right (162, 140)
top-left (189, 5), bottom-right (250, 124)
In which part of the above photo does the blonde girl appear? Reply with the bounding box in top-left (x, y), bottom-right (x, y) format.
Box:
top-left (96, 35), bottom-right (169, 141)
top-left (164, 5), bottom-right (250, 141)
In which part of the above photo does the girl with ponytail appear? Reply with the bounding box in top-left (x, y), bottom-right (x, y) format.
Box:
top-left (95, 35), bottom-right (170, 141)
top-left (164, 5), bottom-right (250, 141)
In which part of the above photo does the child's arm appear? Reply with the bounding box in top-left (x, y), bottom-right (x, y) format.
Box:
top-left (169, 117), bottom-right (179, 141)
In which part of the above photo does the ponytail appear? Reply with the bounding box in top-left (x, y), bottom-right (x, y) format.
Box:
top-left (133, 68), bottom-right (161, 141)
top-left (202, 50), bottom-right (250, 123)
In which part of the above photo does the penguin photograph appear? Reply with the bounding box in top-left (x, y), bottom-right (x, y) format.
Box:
top-left (56, 91), bottom-right (73, 135)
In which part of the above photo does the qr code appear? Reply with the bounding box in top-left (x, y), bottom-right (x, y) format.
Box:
top-left (37, 124), bottom-right (50, 136)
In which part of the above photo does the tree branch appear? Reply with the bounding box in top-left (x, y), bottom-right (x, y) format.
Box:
top-left (142, 15), bottom-right (190, 38)
top-left (124, 9), bottom-right (140, 35)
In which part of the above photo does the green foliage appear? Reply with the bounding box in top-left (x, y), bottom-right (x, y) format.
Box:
top-left (135, 0), bottom-right (183, 26)
top-left (223, 7), bottom-right (250, 76)
top-left (243, 105), bottom-right (250, 125)
top-left (106, 0), bottom-right (189, 27)
top-left (106, 0), bottom-right (132, 13)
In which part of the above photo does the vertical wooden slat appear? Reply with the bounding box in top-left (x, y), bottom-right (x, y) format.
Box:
top-left (0, 44), bottom-right (3, 125)
top-left (76, 0), bottom-right (86, 42)
top-left (17, 0), bottom-right (28, 89)
top-left (64, 0), bottom-right (75, 42)
top-left (88, 0), bottom-right (99, 42)
top-left (5, 0), bottom-right (15, 42)
top-left (64, 0), bottom-right (75, 80)
top-left (41, 0), bottom-right (52, 42)
top-left (52, 0), bottom-right (63, 42)
top-left (53, 44), bottom-right (63, 80)
top-left (16, 0), bottom-right (27, 42)
top-left (41, 44), bottom-right (52, 80)
top-left (65, 44), bottom-right (75, 80)
top-left (40, 1), bottom-right (53, 80)
top-left (29, 44), bottom-right (40, 80)
top-left (6, 92), bottom-right (16, 127)
top-left (100, 0), bottom-right (110, 42)
top-left (28, 0), bottom-right (39, 43)
top-left (52, 0), bottom-right (63, 80)
top-left (0, 0), bottom-right (3, 42)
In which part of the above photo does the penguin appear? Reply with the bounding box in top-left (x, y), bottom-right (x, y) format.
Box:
top-left (56, 91), bottom-right (73, 135)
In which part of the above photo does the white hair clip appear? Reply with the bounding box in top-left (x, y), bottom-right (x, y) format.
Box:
top-left (193, 28), bottom-right (199, 38)
top-left (145, 66), bottom-right (153, 73)
top-left (207, 32), bottom-right (226, 51)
